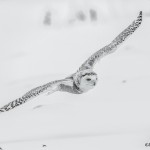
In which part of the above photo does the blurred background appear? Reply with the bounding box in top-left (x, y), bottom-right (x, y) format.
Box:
top-left (0, 0), bottom-right (150, 150)
top-left (0, 0), bottom-right (149, 83)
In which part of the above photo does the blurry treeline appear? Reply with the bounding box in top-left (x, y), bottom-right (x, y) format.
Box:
top-left (42, 0), bottom-right (149, 27)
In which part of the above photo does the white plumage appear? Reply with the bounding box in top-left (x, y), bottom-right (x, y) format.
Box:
top-left (0, 11), bottom-right (142, 113)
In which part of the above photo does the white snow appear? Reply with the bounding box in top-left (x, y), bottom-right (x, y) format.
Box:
top-left (0, 0), bottom-right (150, 150)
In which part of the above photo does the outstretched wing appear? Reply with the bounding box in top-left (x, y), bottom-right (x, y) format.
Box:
top-left (0, 79), bottom-right (68, 113)
top-left (78, 11), bottom-right (142, 71)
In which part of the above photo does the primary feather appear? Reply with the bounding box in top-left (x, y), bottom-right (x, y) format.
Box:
top-left (78, 11), bottom-right (142, 71)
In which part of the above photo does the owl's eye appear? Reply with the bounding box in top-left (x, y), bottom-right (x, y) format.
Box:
top-left (86, 78), bottom-right (91, 81)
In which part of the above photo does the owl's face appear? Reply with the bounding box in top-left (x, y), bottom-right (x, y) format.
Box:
top-left (74, 69), bottom-right (98, 92)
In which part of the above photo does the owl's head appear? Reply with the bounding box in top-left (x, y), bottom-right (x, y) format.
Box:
top-left (74, 69), bottom-right (98, 93)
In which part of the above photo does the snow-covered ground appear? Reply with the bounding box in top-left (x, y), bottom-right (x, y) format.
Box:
top-left (0, 0), bottom-right (150, 150)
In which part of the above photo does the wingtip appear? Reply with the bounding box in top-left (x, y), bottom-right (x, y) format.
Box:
top-left (136, 11), bottom-right (142, 24)
top-left (139, 11), bottom-right (142, 16)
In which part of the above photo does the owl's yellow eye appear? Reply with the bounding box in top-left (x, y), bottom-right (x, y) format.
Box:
top-left (86, 78), bottom-right (91, 81)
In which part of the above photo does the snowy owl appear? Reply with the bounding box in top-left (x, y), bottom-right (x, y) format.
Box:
top-left (0, 11), bottom-right (142, 113)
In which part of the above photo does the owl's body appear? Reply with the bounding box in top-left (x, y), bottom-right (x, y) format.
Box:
top-left (0, 11), bottom-right (142, 113)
